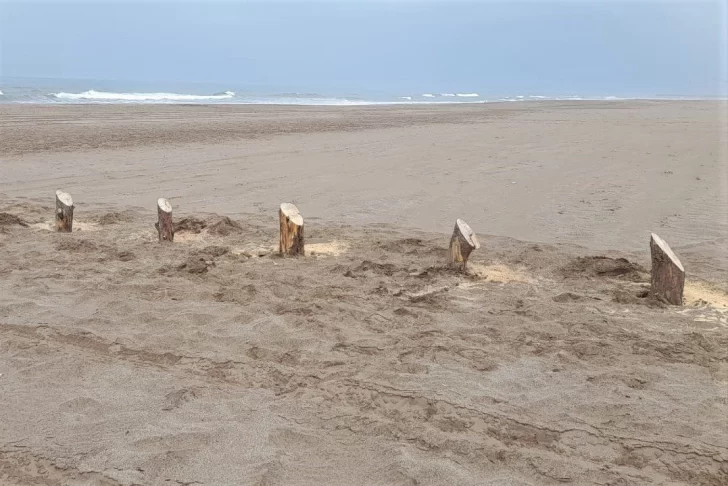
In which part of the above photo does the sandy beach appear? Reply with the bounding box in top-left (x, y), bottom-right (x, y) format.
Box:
top-left (1, 101), bottom-right (727, 485)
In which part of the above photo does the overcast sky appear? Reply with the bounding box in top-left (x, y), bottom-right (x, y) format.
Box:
top-left (0, 1), bottom-right (725, 96)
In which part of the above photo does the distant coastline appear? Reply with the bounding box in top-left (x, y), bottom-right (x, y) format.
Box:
top-left (0, 78), bottom-right (723, 106)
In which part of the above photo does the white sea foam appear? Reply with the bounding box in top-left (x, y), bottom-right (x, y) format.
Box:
top-left (440, 93), bottom-right (456, 97)
top-left (529, 95), bottom-right (547, 99)
top-left (456, 93), bottom-right (479, 97)
top-left (398, 96), bottom-right (412, 100)
top-left (422, 93), bottom-right (435, 98)
top-left (50, 90), bottom-right (236, 102)
top-left (246, 97), bottom-right (388, 106)
top-left (0, 90), bottom-right (4, 96)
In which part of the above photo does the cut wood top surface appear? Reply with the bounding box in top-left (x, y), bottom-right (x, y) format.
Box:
top-left (158, 198), bottom-right (172, 213)
top-left (456, 219), bottom-right (480, 249)
top-left (651, 232), bottom-right (684, 272)
top-left (56, 190), bottom-right (73, 207)
top-left (280, 203), bottom-right (303, 226)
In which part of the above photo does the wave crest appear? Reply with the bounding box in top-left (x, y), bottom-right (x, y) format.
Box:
top-left (50, 90), bottom-right (236, 102)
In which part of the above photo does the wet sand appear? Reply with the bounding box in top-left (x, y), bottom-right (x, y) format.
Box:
top-left (0, 102), bottom-right (727, 485)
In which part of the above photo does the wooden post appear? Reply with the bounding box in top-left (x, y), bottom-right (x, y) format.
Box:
top-left (55, 190), bottom-right (74, 232)
top-left (650, 233), bottom-right (684, 305)
top-left (448, 219), bottom-right (479, 271)
top-left (155, 198), bottom-right (174, 242)
top-left (279, 203), bottom-right (304, 256)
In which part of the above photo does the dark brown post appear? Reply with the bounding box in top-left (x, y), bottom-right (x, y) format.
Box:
top-left (650, 233), bottom-right (684, 305)
top-left (155, 198), bottom-right (174, 242)
top-left (55, 190), bottom-right (74, 232)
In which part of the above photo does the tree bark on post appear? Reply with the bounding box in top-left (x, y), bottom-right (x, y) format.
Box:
top-left (279, 203), bottom-right (304, 256)
top-left (55, 190), bottom-right (74, 232)
top-left (155, 198), bottom-right (174, 242)
top-left (650, 232), bottom-right (684, 305)
top-left (448, 219), bottom-right (479, 271)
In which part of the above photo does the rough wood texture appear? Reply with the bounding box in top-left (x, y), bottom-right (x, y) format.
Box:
top-left (448, 219), bottom-right (479, 271)
top-left (155, 198), bottom-right (174, 242)
top-left (650, 233), bottom-right (685, 305)
top-left (55, 190), bottom-right (74, 233)
top-left (279, 203), bottom-right (304, 256)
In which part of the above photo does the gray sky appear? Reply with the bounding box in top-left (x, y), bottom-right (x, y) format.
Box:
top-left (0, 1), bottom-right (726, 96)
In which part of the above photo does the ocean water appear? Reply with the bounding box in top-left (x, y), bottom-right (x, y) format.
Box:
top-left (0, 78), bottom-right (709, 106)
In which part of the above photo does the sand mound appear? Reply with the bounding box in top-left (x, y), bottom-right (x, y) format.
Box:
top-left (561, 255), bottom-right (648, 281)
top-left (611, 288), bottom-right (665, 308)
top-left (207, 216), bottom-right (243, 236)
top-left (0, 213), bottom-right (28, 227)
top-left (349, 260), bottom-right (404, 277)
top-left (98, 211), bottom-right (135, 225)
top-left (553, 292), bottom-right (599, 303)
top-left (177, 257), bottom-right (213, 274)
top-left (171, 216), bottom-right (243, 243)
top-left (173, 217), bottom-right (207, 234)
top-left (173, 215), bottom-right (243, 236)
top-left (55, 238), bottom-right (98, 252)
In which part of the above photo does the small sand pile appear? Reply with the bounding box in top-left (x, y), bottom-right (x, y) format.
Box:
top-left (98, 211), bottom-right (135, 225)
top-left (177, 257), bottom-right (213, 274)
top-left (171, 215), bottom-right (243, 237)
top-left (194, 245), bottom-right (230, 259)
top-left (207, 216), bottom-right (243, 236)
top-left (55, 238), bottom-right (98, 252)
top-left (173, 217), bottom-right (207, 234)
top-left (560, 255), bottom-right (648, 281)
top-left (0, 212), bottom-right (28, 227)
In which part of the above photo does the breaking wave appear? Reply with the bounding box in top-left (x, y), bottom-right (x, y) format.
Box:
top-left (0, 84), bottom-right (641, 105)
top-left (50, 90), bottom-right (236, 102)
top-left (421, 93), bottom-right (479, 98)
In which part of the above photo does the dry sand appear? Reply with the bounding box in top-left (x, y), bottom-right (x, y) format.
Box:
top-left (0, 102), bottom-right (727, 485)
